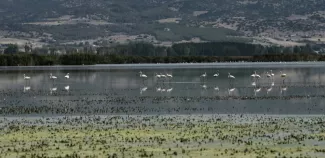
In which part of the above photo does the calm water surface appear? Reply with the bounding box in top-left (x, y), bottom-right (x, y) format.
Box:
top-left (1, 63), bottom-right (325, 115)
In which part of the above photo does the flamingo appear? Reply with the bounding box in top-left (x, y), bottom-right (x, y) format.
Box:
top-left (200, 72), bottom-right (207, 82)
top-left (50, 73), bottom-right (57, 80)
top-left (64, 85), bottom-right (70, 92)
top-left (166, 73), bottom-right (173, 78)
top-left (201, 72), bottom-right (207, 78)
top-left (155, 73), bottom-right (161, 82)
top-left (266, 71), bottom-right (272, 78)
top-left (64, 73), bottom-right (69, 79)
top-left (251, 71), bottom-right (261, 79)
top-left (156, 87), bottom-right (162, 92)
top-left (213, 71), bottom-right (219, 77)
top-left (139, 71), bottom-right (147, 78)
top-left (214, 86), bottom-right (219, 91)
top-left (160, 73), bottom-right (166, 78)
top-left (23, 74), bottom-right (31, 80)
top-left (167, 87), bottom-right (173, 92)
top-left (270, 70), bottom-right (275, 78)
top-left (201, 84), bottom-right (207, 90)
top-left (155, 73), bottom-right (161, 78)
top-left (228, 73), bottom-right (235, 79)
top-left (280, 71), bottom-right (287, 83)
top-left (139, 71), bottom-right (147, 83)
top-left (228, 72), bottom-right (235, 84)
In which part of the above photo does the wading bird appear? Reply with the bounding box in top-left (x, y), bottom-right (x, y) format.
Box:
top-left (64, 73), bottom-right (69, 79)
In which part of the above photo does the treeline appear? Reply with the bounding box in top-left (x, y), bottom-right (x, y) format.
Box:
top-left (3, 41), bottom-right (319, 57)
top-left (0, 53), bottom-right (325, 66)
top-left (96, 42), bottom-right (317, 56)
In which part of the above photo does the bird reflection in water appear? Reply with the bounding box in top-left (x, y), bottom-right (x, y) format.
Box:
top-left (23, 86), bottom-right (31, 93)
top-left (254, 87), bottom-right (262, 96)
top-left (64, 85), bottom-right (70, 92)
top-left (280, 84), bottom-right (288, 95)
top-left (228, 87), bottom-right (236, 96)
top-left (50, 87), bottom-right (57, 95)
top-left (140, 86), bottom-right (147, 95)
top-left (166, 87), bottom-right (173, 93)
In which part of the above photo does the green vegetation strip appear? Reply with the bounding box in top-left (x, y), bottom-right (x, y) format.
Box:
top-left (1, 115), bottom-right (325, 157)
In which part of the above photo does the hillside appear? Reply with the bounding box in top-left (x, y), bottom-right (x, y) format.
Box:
top-left (0, 0), bottom-right (325, 47)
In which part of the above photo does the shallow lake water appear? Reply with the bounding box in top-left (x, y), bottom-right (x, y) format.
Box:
top-left (1, 63), bottom-right (325, 116)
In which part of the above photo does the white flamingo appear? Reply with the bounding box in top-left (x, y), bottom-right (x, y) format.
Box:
top-left (280, 71), bottom-right (287, 83)
top-left (166, 73), bottom-right (173, 78)
top-left (270, 70), bottom-right (275, 78)
top-left (228, 73), bottom-right (235, 79)
top-left (155, 73), bottom-right (161, 78)
top-left (201, 72), bottom-right (207, 78)
top-left (266, 71), bottom-right (272, 78)
top-left (228, 73), bottom-right (235, 85)
top-left (213, 71), bottom-right (219, 77)
top-left (139, 71), bottom-right (147, 78)
top-left (251, 71), bottom-right (261, 79)
top-left (23, 74), bottom-right (31, 80)
top-left (155, 73), bottom-right (161, 82)
top-left (139, 71), bottom-right (147, 83)
top-left (50, 73), bottom-right (57, 80)
top-left (167, 87), bottom-right (173, 92)
top-left (160, 73), bottom-right (166, 78)
top-left (64, 73), bottom-right (69, 79)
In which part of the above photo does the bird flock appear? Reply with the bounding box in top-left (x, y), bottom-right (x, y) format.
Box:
top-left (23, 73), bottom-right (70, 94)
top-left (138, 70), bottom-right (288, 96)
top-left (21, 70), bottom-right (288, 96)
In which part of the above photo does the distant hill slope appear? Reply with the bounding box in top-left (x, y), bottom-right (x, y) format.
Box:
top-left (0, 0), bottom-right (325, 44)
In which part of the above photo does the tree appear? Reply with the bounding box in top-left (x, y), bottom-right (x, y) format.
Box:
top-left (293, 46), bottom-right (301, 53)
top-left (167, 47), bottom-right (177, 56)
top-left (302, 44), bottom-right (313, 53)
top-left (283, 47), bottom-right (293, 54)
top-left (4, 44), bottom-right (19, 54)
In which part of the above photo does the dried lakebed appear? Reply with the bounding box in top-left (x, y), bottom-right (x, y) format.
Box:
top-left (1, 115), bottom-right (325, 157)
